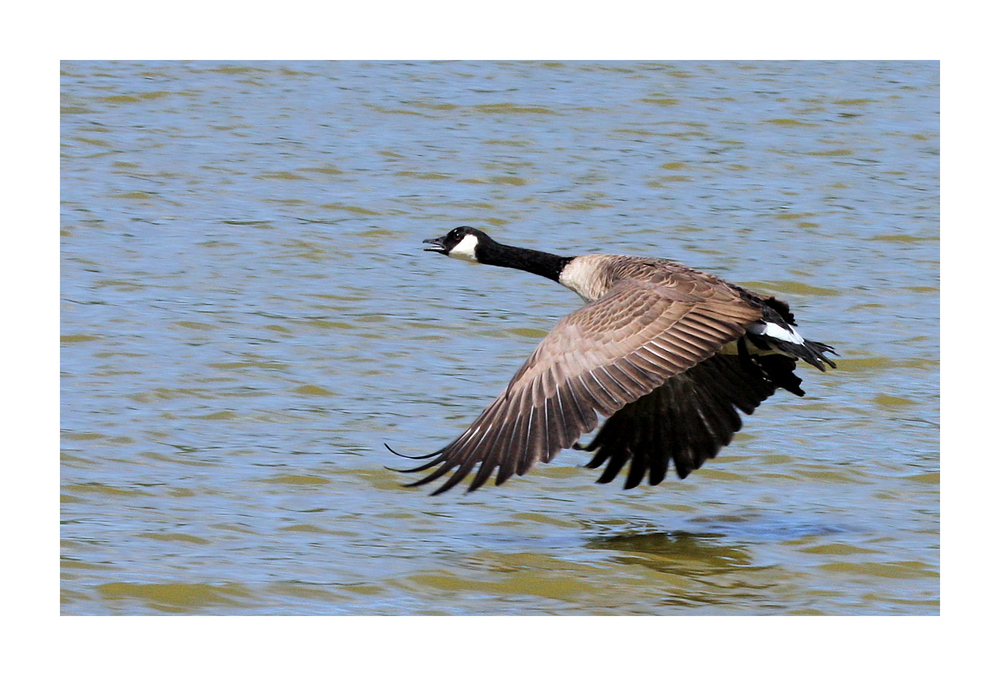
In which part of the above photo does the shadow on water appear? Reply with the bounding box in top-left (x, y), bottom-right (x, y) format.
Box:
top-left (582, 529), bottom-right (783, 611)
top-left (586, 530), bottom-right (756, 577)
top-left (685, 512), bottom-right (854, 540)
top-left (579, 514), bottom-right (855, 613)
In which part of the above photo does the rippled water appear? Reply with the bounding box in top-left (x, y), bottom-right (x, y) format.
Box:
top-left (61, 61), bottom-right (939, 614)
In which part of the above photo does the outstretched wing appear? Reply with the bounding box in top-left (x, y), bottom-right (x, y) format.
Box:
top-left (401, 279), bottom-right (763, 494)
top-left (580, 349), bottom-right (793, 489)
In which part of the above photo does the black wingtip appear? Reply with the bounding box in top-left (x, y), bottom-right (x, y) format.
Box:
top-left (383, 444), bottom-right (420, 474)
top-left (384, 444), bottom-right (452, 481)
top-left (384, 443), bottom-right (438, 461)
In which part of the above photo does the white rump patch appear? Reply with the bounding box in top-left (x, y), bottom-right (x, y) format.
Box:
top-left (448, 233), bottom-right (480, 262)
top-left (751, 321), bottom-right (805, 345)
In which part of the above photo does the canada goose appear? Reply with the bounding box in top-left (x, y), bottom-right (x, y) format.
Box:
top-left (393, 227), bottom-right (836, 495)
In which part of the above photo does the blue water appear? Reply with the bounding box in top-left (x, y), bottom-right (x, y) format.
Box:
top-left (61, 61), bottom-right (939, 614)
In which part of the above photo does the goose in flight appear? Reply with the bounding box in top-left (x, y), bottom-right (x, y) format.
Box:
top-left (393, 227), bottom-right (836, 495)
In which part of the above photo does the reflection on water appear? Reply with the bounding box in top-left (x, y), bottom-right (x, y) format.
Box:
top-left (590, 530), bottom-right (755, 576)
top-left (61, 60), bottom-right (938, 615)
top-left (589, 531), bottom-right (773, 611)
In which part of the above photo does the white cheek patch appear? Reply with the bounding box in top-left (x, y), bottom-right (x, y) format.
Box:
top-left (753, 321), bottom-right (805, 345)
top-left (449, 234), bottom-right (480, 262)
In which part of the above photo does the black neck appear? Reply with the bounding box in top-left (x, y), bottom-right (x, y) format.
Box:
top-left (476, 240), bottom-right (574, 283)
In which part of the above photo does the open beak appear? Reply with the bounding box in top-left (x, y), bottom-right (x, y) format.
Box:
top-left (423, 236), bottom-right (447, 253)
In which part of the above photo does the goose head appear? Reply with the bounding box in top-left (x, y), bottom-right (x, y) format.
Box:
top-left (423, 227), bottom-right (492, 263)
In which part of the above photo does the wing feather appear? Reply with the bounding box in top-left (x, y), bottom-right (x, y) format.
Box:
top-left (403, 278), bottom-right (762, 493)
top-left (582, 349), bottom-right (789, 487)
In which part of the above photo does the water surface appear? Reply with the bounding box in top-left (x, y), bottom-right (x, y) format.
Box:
top-left (61, 61), bottom-right (939, 614)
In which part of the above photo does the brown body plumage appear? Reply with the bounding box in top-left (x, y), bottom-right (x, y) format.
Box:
top-left (393, 227), bottom-right (836, 495)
